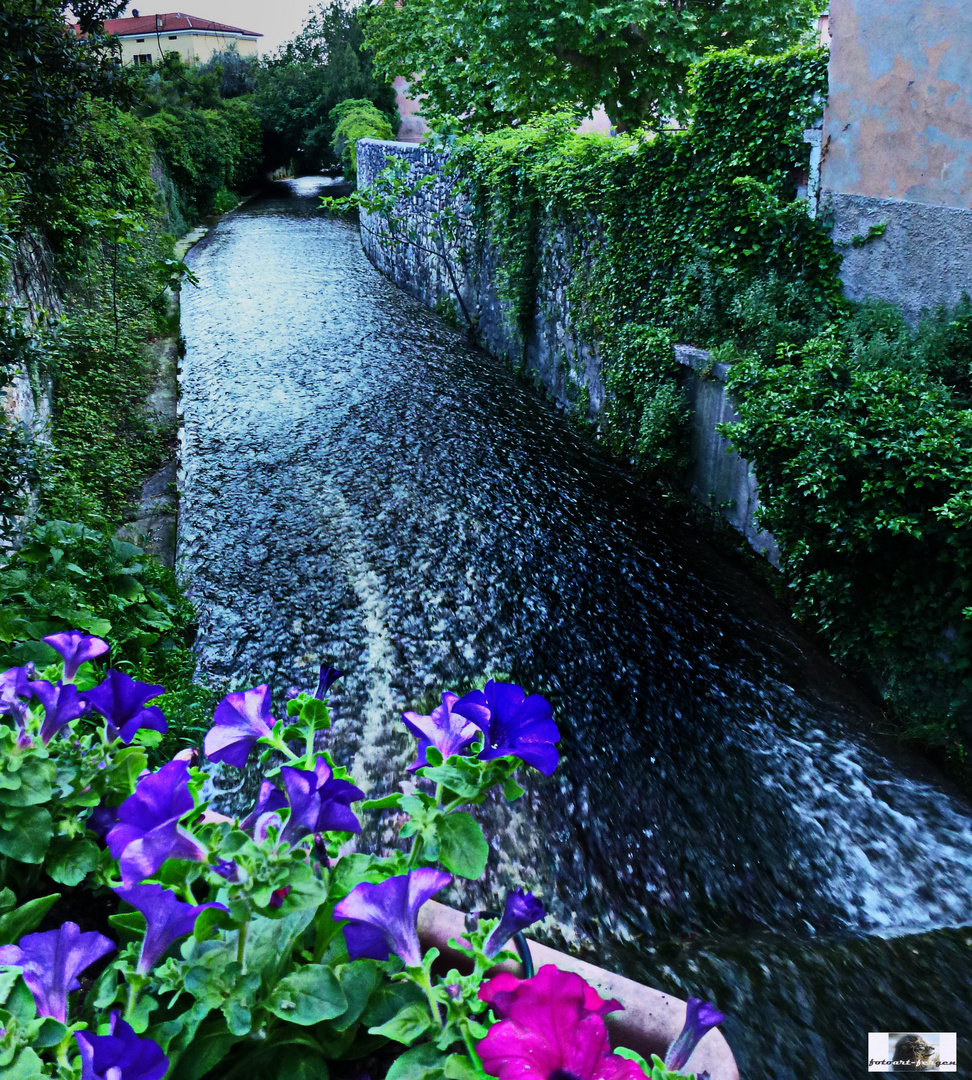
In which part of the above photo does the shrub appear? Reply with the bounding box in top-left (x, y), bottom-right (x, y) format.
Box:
top-left (330, 98), bottom-right (393, 182)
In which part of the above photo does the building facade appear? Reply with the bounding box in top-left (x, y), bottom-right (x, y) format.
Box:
top-left (819, 0), bottom-right (972, 320)
top-left (102, 12), bottom-right (261, 67)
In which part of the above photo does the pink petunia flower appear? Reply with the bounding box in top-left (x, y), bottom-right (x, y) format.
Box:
top-left (477, 966), bottom-right (642, 1080)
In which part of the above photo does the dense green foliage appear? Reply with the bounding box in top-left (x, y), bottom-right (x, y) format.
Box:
top-left (331, 99), bottom-right (394, 182)
top-left (724, 303), bottom-right (972, 754)
top-left (255, 0), bottom-right (397, 174)
top-left (363, 0), bottom-right (821, 131)
top-left (146, 96), bottom-right (261, 226)
top-left (445, 49), bottom-right (835, 470)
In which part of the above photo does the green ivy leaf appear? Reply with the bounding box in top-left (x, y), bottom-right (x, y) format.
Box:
top-left (385, 1041), bottom-right (448, 1080)
top-left (369, 1001), bottom-right (433, 1045)
top-left (436, 812), bottom-right (488, 879)
top-left (44, 837), bottom-right (99, 886)
top-left (0, 893), bottom-right (59, 945)
top-left (0, 805), bottom-right (53, 863)
top-left (265, 964), bottom-right (348, 1026)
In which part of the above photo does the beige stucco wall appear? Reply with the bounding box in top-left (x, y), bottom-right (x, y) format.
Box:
top-left (821, 0), bottom-right (972, 209)
top-left (118, 33), bottom-right (257, 67)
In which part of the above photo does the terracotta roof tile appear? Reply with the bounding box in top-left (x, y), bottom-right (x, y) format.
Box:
top-left (102, 12), bottom-right (261, 38)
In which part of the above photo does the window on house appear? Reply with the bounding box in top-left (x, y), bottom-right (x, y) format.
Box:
top-left (168, 35), bottom-right (177, 39)
top-left (133, 53), bottom-right (153, 65)
top-left (136, 37), bottom-right (144, 42)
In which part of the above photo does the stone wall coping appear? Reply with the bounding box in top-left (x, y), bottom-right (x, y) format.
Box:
top-left (675, 343), bottom-right (730, 383)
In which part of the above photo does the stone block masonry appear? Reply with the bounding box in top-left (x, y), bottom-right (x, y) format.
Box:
top-left (356, 138), bottom-right (777, 561)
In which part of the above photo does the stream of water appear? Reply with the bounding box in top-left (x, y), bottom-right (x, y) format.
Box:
top-left (178, 177), bottom-right (972, 1079)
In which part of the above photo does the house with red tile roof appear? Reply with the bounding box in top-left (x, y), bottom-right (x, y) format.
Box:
top-left (101, 11), bottom-right (261, 67)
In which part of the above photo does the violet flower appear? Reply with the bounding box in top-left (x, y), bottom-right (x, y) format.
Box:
top-left (477, 966), bottom-right (641, 1080)
top-left (453, 680), bottom-right (560, 775)
top-left (483, 888), bottom-right (545, 958)
top-left (315, 664), bottom-right (344, 698)
top-left (75, 1011), bottom-right (167, 1080)
top-left (107, 760), bottom-right (207, 886)
top-left (332, 868), bottom-right (452, 967)
top-left (87, 802), bottom-right (121, 840)
top-left (29, 680), bottom-right (87, 744)
top-left (402, 691), bottom-right (486, 770)
top-left (0, 666), bottom-right (35, 727)
top-left (114, 883), bottom-right (227, 974)
top-left (43, 630), bottom-right (109, 680)
top-left (278, 758), bottom-right (364, 845)
top-left (240, 778), bottom-right (288, 832)
top-left (85, 670), bottom-right (167, 745)
top-left (203, 684), bottom-right (276, 767)
top-left (664, 997), bottom-right (726, 1072)
top-left (0, 922), bottom-right (114, 1023)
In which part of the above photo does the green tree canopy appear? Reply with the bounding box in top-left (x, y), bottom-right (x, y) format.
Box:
top-left (254, 0), bottom-right (397, 173)
top-left (363, 0), bottom-right (821, 132)
top-left (0, 0), bottom-right (130, 238)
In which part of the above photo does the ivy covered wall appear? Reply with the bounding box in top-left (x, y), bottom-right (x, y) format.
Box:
top-left (357, 48), bottom-right (831, 552)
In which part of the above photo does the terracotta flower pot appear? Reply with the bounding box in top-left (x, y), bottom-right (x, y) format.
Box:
top-left (417, 900), bottom-right (739, 1080)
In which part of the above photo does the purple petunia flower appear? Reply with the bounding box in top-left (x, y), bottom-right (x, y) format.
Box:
top-left (114, 883), bottom-right (227, 974)
top-left (0, 922), bottom-right (114, 1023)
top-left (75, 1011), bottom-right (168, 1080)
top-left (203, 684), bottom-right (276, 768)
top-left (664, 997), bottom-right (726, 1072)
top-left (332, 868), bottom-right (452, 968)
top-left (315, 664), bottom-right (344, 699)
top-left (279, 758), bottom-right (364, 845)
top-left (483, 888), bottom-right (545, 958)
top-left (453, 681), bottom-right (559, 775)
top-left (477, 966), bottom-right (641, 1080)
top-left (43, 631), bottom-right (109, 681)
top-left (480, 966), bottom-right (620, 1023)
top-left (107, 761), bottom-right (207, 886)
top-left (87, 802), bottom-right (121, 840)
top-left (239, 758), bottom-right (363, 849)
top-left (402, 691), bottom-right (487, 770)
top-left (0, 666), bottom-right (36, 727)
top-left (85, 670), bottom-right (167, 745)
top-left (29, 680), bottom-right (87, 744)
top-left (240, 778), bottom-right (289, 833)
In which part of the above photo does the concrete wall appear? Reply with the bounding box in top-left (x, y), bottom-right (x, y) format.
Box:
top-left (357, 139), bottom-right (776, 560)
top-left (820, 0), bottom-right (972, 318)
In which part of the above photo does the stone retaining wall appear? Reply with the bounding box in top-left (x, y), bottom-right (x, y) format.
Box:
top-left (356, 139), bottom-right (777, 561)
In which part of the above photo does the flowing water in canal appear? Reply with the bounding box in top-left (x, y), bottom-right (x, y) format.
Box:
top-left (178, 177), bottom-right (972, 1079)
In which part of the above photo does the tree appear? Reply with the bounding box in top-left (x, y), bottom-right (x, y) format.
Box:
top-left (254, 0), bottom-right (397, 174)
top-left (0, 0), bottom-right (131, 237)
top-left (363, 0), bottom-right (821, 132)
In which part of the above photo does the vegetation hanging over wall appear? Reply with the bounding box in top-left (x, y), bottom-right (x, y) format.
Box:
top-left (448, 47), bottom-right (836, 468)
